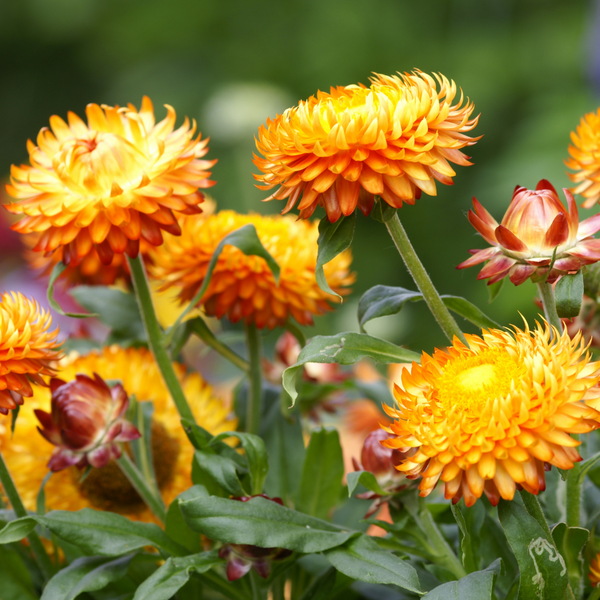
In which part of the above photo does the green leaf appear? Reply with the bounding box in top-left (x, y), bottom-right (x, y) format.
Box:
top-left (0, 517), bottom-right (37, 544)
top-left (10, 405), bottom-right (19, 436)
top-left (370, 198), bottom-right (397, 223)
top-left (210, 431), bottom-right (268, 496)
top-left (37, 471), bottom-right (53, 515)
top-left (315, 213), bottom-right (356, 299)
top-left (130, 401), bottom-right (159, 497)
top-left (70, 286), bottom-right (146, 343)
top-left (422, 559), bottom-right (501, 599)
top-left (182, 420), bottom-right (247, 467)
top-left (298, 567), bottom-right (337, 600)
top-left (488, 279), bottom-right (504, 303)
top-left (324, 535), bottom-right (422, 594)
top-left (555, 271), bottom-right (584, 319)
top-left (193, 450), bottom-right (247, 497)
top-left (37, 509), bottom-right (187, 557)
top-left (48, 262), bottom-right (96, 318)
top-left (498, 500), bottom-right (569, 599)
top-left (297, 427), bottom-right (344, 520)
top-left (357, 285), bottom-right (499, 332)
top-left (40, 554), bottom-right (135, 600)
top-left (346, 471), bottom-right (387, 498)
top-left (133, 551), bottom-right (222, 600)
top-left (179, 487), bottom-right (356, 553)
top-left (165, 495), bottom-right (202, 554)
top-left (171, 224), bottom-right (280, 328)
top-left (452, 501), bottom-right (485, 573)
top-left (282, 332), bottom-right (421, 405)
top-left (0, 545), bottom-right (37, 600)
top-left (551, 523), bottom-right (589, 597)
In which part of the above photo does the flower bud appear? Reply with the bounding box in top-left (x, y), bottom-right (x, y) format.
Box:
top-left (458, 180), bottom-right (600, 285)
top-left (219, 495), bottom-right (292, 581)
top-left (35, 373), bottom-right (140, 471)
top-left (356, 430), bottom-right (410, 489)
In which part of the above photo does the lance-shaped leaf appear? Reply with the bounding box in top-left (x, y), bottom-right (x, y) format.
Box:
top-left (498, 500), bottom-right (569, 599)
top-left (193, 451), bottom-right (247, 497)
top-left (315, 213), bottom-right (356, 298)
top-left (48, 263), bottom-right (96, 318)
top-left (551, 523), bottom-right (589, 597)
top-left (133, 551), bottom-right (222, 600)
top-left (347, 471), bottom-right (387, 498)
top-left (179, 487), bottom-right (356, 553)
top-left (41, 554), bottom-right (135, 600)
top-left (324, 535), bottom-right (422, 594)
top-left (298, 567), bottom-right (337, 600)
top-left (422, 559), bottom-right (502, 599)
top-left (282, 333), bottom-right (421, 405)
top-left (0, 546), bottom-right (37, 600)
top-left (452, 501), bottom-right (485, 573)
top-left (358, 285), bottom-right (499, 332)
top-left (555, 271), bottom-right (584, 319)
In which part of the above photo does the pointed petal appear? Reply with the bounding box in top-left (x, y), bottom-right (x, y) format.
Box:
top-left (536, 179), bottom-right (558, 194)
top-left (508, 263), bottom-right (536, 286)
top-left (457, 247), bottom-right (499, 270)
top-left (578, 213), bottom-right (600, 238)
top-left (468, 210), bottom-right (497, 245)
top-left (478, 255), bottom-right (516, 281)
top-left (543, 213), bottom-right (569, 248)
top-left (495, 225), bottom-right (529, 253)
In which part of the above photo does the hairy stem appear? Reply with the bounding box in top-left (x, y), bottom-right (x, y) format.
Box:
top-left (190, 318), bottom-right (249, 372)
top-left (537, 281), bottom-right (563, 332)
top-left (245, 323), bottom-right (263, 435)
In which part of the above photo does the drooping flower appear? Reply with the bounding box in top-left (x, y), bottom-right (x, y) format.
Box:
top-left (0, 292), bottom-right (62, 414)
top-left (148, 211), bottom-right (354, 329)
top-left (0, 346), bottom-right (236, 522)
top-left (35, 374), bottom-right (141, 471)
top-left (457, 180), bottom-right (600, 285)
top-left (5, 97), bottom-right (215, 267)
top-left (253, 71), bottom-right (479, 222)
top-left (590, 551), bottom-right (600, 587)
top-left (219, 495), bottom-right (293, 580)
top-left (566, 108), bottom-right (600, 207)
top-left (383, 320), bottom-right (600, 507)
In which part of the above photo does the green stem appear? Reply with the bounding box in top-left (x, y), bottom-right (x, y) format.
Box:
top-left (385, 212), bottom-right (468, 346)
top-left (116, 453), bottom-right (166, 524)
top-left (272, 576), bottom-right (286, 600)
top-left (537, 281), bottom-right (564, 332)
top-left (127, 255), bottom-right (196, 423)
top-left (589, 585), bottom-right (600, 600)
top-left (190, 318), bottom-right (249, 372)
top-left (196, 571), bottom-right (252, 600)
top-left (250, 571), bottom-right (265, 600)
top-left (245, 322), bottom-right (263, 435)
top-left (0, 450), bottom-right (54, 581)
top-left (566, 463), bottom-right (582, 528)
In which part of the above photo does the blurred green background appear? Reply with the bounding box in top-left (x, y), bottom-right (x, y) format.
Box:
top-left (1, 0), bottom-right (599, 353)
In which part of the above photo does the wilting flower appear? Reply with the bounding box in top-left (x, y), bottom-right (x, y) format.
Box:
top-left (0, 346), bottom-right (236, 521)
top-left (0, 292), bottom-right (62, 414)
top-left (253, 71), bottom-right (479, 222)
top-left (566, 108), bottom-right (600, 207)
top-left (457, 180), bottom-right (600, 285)
top-left (219, 495), bottom-right (292, 580)
top-left (5, 97), bottom-right (215, 267)
top-left (383, 320), bottom-right (600, 507)
top-left (149, 211), bottom-right (354, 329)
top-left (35, 374), bottom-right (140, 470)
top-left (590, 551), bottom-right (600, 587)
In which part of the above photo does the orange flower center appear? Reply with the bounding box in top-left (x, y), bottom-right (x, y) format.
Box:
top-left (437, 349), bottom-right (521, 412)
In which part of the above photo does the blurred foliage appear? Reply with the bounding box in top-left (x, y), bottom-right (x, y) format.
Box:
top-left (1, 0), bottom-right (599, 352)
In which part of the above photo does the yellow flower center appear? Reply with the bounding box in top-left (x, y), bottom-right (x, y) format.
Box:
top-left (437, 349), bottom-right (521, 412)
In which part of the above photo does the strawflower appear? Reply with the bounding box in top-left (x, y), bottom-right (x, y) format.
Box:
top-left (5, 97), bottom-right (215, 267)
top-left (566, 108), bottom-right (600, 207)
top-left (254, 71), bottom-right (479, 222)
top-left (0, 292), bottom-right (62, 414)
top-left (383, 320), bottom-right (600, 506)
top-left (0, 346), bottom-right (236, 521)
top-left (149, 211), bottom-right (354, 328)
top-left (457, 180), bottom-right (600, 285)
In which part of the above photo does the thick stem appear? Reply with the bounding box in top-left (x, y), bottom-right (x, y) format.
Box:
top-left (0, 450), bottom-right (54, 580)
top-left (116, 453), bottom-right (166, 524)
top-left (127, 255), bottom-right (196, 423)
top-left (245, 323), bottom-right (263, 435)
top-left (385, 212), bottom-right (468, 346)
top-left (537, 281), bottom-right (564, 332)
top-left (566, 465), bottom-right (582, 528)
top-left (191, 318), bottom-right (249, 372)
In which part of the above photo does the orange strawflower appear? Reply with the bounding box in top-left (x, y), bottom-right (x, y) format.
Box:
top-left (590, 551), bottom-right (600, 587)
top-left (457, 180), bottom-right (600, 285)
top-left (383, 321), bottom-right (600, 507)
top-left (0, 292), bottom-right (62, 414)
top-left (566, 108), bottom-right (600, 207)
top-left (253, 71), bottom-right (479, 222)
top-left (5, 97), bottom-right (215, 267)
top-left (148, 211), bottom-right (354, 329)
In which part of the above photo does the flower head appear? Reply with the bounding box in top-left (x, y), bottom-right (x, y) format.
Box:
top-left (383, 321), bottom-right (600, 507)
top-left (457, 180), bottom-right (600, 285)
top-left (5, 97), bottom-right (215, 267)
top-left (35, 374), bottom-right (140, 471)
top-left (148, 211), bottom-right (354, 328)
top-left (0, 292), bottom-right (62, 414)
top-left (253, 71), bottom-right (479, 222)
top-left (566, 108), bottom-right (600, 207)
top-left (0, 345), bottom-right (237, 521)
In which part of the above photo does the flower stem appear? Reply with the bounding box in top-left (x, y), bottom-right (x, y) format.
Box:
top-left (385, 212), bottom-right (468, 346)
top-left (127, 255), bottom-right (196, 424)
top-left (566, 465), bottom-right (582, 528)
top-left (0, 450), bottom-right (54, 580)
top-left (197, 571), bottom-right (252, 600)
top-left (190, 318), bottom-right (249, 372)
top-left (245, 323), bottom-right (263, 435)
top-left (116, 453), bottom-right (167, 524)
top-left (537, 281), bottom-right (563, 332)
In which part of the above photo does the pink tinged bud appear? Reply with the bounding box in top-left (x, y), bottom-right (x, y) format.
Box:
top-left (361, 430), bottom-right (404, 477)
top-left (35, 373), bottom-right (140, 472)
